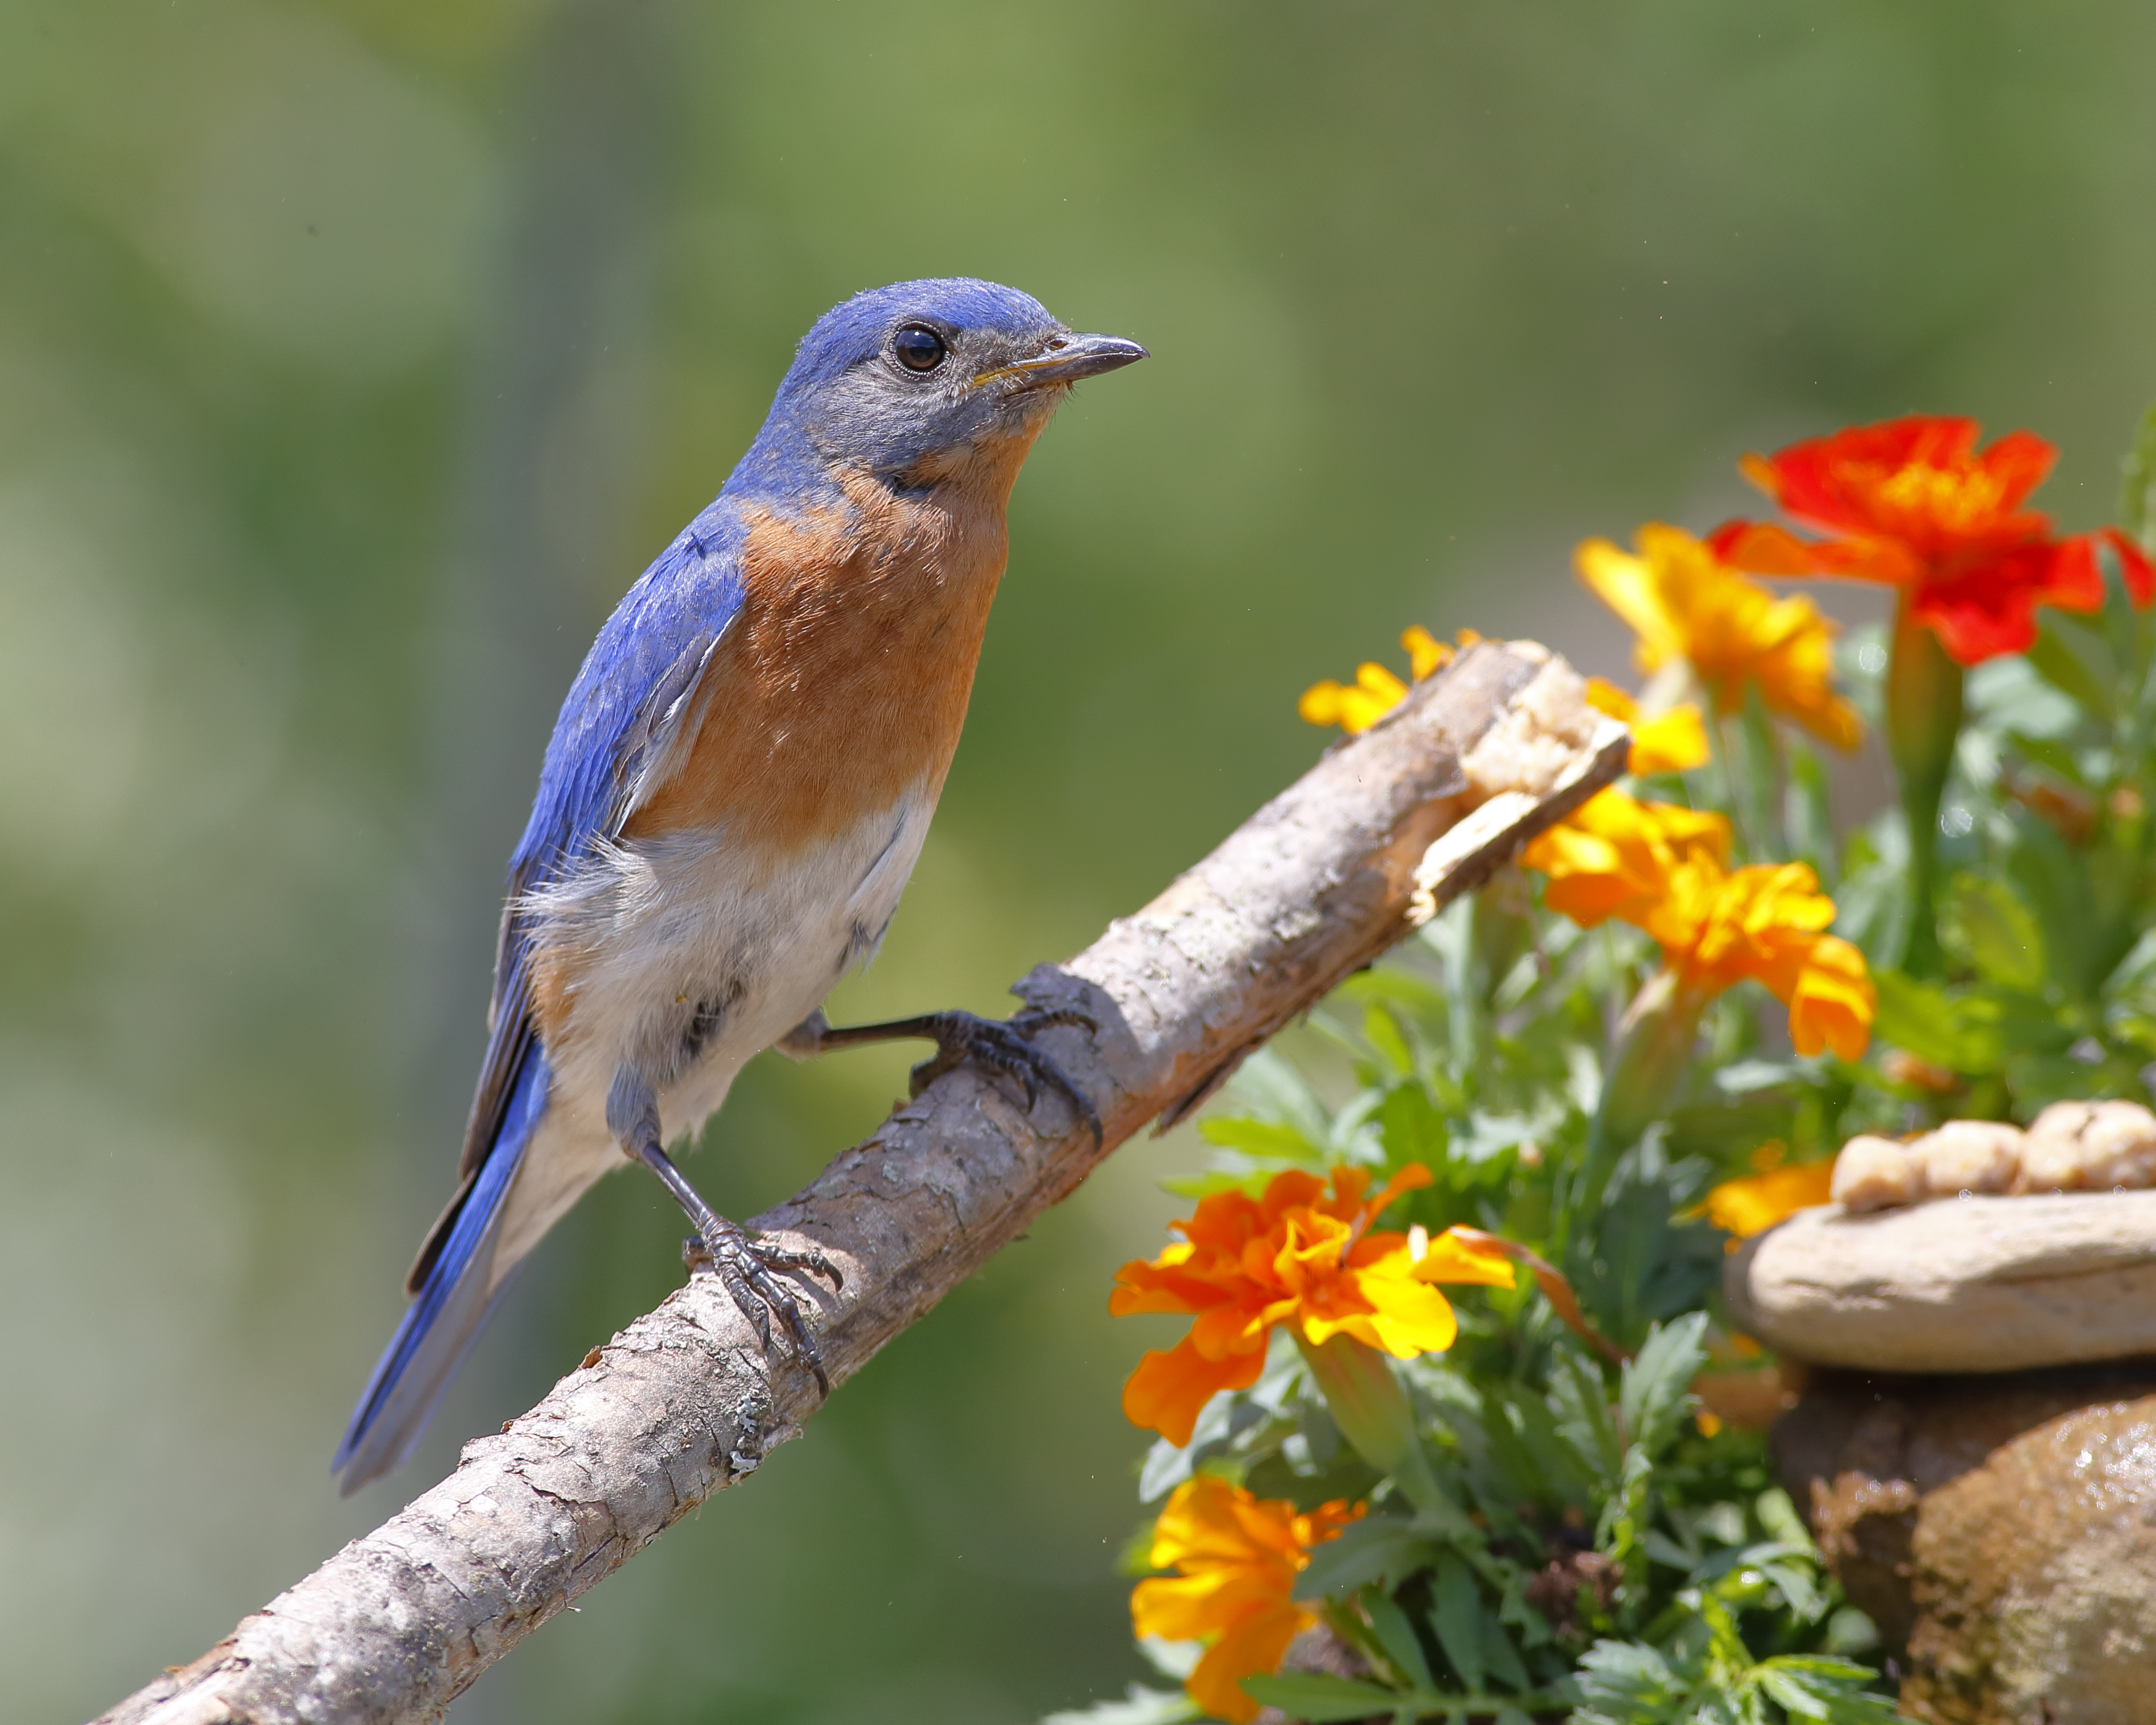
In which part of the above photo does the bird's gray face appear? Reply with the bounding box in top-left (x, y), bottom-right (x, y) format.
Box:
top-left (804, 314), bottom-right (1148, 490)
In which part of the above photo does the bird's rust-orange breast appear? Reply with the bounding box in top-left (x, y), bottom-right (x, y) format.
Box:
top-left (621, 458), bottom-right (1022, 868)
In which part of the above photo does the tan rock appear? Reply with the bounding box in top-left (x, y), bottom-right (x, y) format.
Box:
top-left (1832, 1134), bottom-right (1923, 1212)
top-left (1726, 1191), bottom-right (2156, 1372)
top-left (2019, 1102), bottom-right (2096, 1191)
top-left (1773, 1365), bottom-right (2156, 1722)
top-left (2082, 1103), bottom-right (2156, 1185)
top-left (1915, 1120), bottom-right (2023, 1197)
top-left (2020, 1100), bottom-right (2156, 1193)
top-left (1906, 1396), bottom-right (2156, 1724)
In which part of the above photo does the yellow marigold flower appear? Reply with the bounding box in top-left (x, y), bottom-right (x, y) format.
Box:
top-left (1577, 524), bottom-right (1862, 750)
top-left (1584, 676), bottom-right (1712, 775)
top-left (1296, 661), bottom-right (1407, 735)
top-left (1110, 1166), bottom-right (1516, 1446)
top-left (1521, 787), bottom-right (1731, 930)
top-left (1130, 1477), bottom-right (1363, 1724)
top-left (1402, 624), bottom-right (1453, 680)
top-left (1300, 627), bottom-right (1467, 735)
top-left (1522, 790), bottom-right (1874, 1059)
top-left (1704, 1157), bottom-right (1837, 1239)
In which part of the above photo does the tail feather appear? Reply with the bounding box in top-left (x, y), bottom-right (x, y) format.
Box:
top-left (333, 1045), bottom-right (551, 1494)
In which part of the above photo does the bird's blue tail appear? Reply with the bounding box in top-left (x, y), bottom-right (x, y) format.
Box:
top-left (332, 1045), bottom-right (551, 1494)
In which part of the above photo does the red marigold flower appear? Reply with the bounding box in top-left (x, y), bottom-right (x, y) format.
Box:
top-left (1712, 415), bottom-right (2154, 665)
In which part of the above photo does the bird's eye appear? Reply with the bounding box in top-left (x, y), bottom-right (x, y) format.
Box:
top-left (892, 325), bottom-right (947, 373)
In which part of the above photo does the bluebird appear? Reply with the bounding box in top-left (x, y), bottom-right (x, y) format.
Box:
top-left (334, 280), bottom-right (1146, 1493)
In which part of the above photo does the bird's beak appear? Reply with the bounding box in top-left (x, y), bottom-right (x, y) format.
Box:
top-left (980, 332), bottom-right (1150, 391)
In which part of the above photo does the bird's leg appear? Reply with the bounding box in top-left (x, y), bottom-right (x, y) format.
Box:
top-left (779, 1006), bottom-right (1102, 1146)
top-left (606, 1071), bottom-right (841, 1395)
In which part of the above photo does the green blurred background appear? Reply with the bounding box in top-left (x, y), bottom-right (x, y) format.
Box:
top-left (3, 2), bottom-right (2151, 1719)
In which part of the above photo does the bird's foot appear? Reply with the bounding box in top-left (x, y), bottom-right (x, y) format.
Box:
top-left (794, 1006), bottom-right (1103, 1145)
top-left (907, 1008), bottom-right (1102, 1144)
top-left (629, 1134), bottom-right (840, 1395)
top-left (682, 1220), bottom-right (842, 1395)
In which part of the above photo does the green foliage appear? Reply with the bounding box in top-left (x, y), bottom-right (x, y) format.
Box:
top-left (1043, 1686), bottom-right (1202, 1725)
top-left (2123, 403), bottom-right (2156, 556)
top-left (1857, 542), bottom-right (2156, 1121)
top-left (1076, 940), bottom-right (1886, 1722)
top-left (1063, 403), bottom-right (2156, 1724)
top-left (1573, 1601), bottom-right (1900, 1725)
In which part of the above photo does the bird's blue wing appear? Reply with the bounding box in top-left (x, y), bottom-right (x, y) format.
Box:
top-left (336, 506), bottom-right (747, 1492)
top-left (457, 507), bottom-right (750, 1188)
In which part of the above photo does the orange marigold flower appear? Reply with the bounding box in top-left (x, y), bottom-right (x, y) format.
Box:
top-left (1777, 925), bottom-right (1874, 1062)
top-left (1704, 1156), bottom-right (1836, 1238)
top-left (1111, 1166), bottom-right (1516, 1446)
top-left (1521, 790), bottom-right (1874, 1059)
top-left (1577, 525), bottom-right (1862, 749)
top-left (1714, 415), bottom-right (2156, 666)
top-left (1584, 676), bottom-right (1712, 775)
top-left (1651, 856), bottom-right (1873, 1060)
top-left (1130, 1477), bottom-right (1363, 1724)
top-left (1300, 627), bottom-right (1464, 735)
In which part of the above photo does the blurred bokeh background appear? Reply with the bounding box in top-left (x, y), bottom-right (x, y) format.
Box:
top-left (3, 3), bottom-right (2152, 1719)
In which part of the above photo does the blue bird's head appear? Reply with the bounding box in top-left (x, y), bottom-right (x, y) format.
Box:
top-left (731, 278), bottom-right (1146, 506)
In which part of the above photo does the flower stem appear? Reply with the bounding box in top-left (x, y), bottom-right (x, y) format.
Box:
top-left (1577, 968), bottom-right (1710, 1221)
top-left (1885, 590), bottom-right (1962, 977)
top-left (1710, 700), bottom-right (1779, 864)
top-left (1445, 1228), bottom-right (1628, 1364)
top-left (1296, 1333), bottom-right (1449, 1517)
top-left (1738, 685), bottom-right (1785, 858)
top-left (1432, 870), bottom-right (1535, 1083)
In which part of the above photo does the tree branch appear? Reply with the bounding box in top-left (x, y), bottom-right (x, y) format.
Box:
top-left (97, 641), bottom-right (1626, 1725)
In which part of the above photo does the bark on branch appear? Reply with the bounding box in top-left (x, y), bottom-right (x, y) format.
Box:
top-left (97, 641), bottom-right (1627, 1725)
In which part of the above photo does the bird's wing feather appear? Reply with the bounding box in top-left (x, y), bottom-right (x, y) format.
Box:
top-left (406, 509), bottom-right (749, 1291)
top-left (471, 510), bottom-right (748, 1160)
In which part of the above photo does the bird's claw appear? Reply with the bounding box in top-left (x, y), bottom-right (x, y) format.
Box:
top-left (906, 1008), bottom-right (1103, 1146)
top-left (684, 1220), bottom-right (842, 1394)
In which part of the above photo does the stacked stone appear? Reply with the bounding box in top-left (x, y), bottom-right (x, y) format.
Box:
top-left (1725, 1105), bottom-right (2156, 1725)
top-left (1830, 1101), bottom-right (2156, 1212)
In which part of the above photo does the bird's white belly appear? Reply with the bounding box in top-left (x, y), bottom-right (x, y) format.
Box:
top-left (492, 787), bottom-right (934, 1272)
